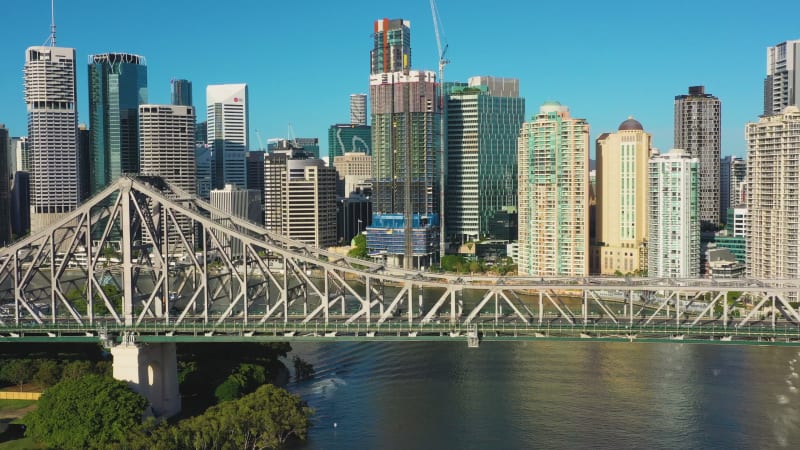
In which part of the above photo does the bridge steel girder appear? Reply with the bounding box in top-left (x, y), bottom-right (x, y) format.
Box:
top-left (2, 176), bottom-right (800, 346)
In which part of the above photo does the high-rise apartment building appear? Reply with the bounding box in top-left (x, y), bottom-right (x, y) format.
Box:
top-left (674, 86), bottom-right (721, 228)
top-left (171, 79), bottom-right (192, 106)
top-left (88, 52), bottom-right (147, 194)
top-left (593, 117), bottom-right (652, 275)
top-left (720, 155), bottom-right (746, 222)
top-left (207, 83), bottom-right (248, 189)
top-left (350, 94), bottom-right (367, 125)
top-left (24, 45), bottom-right (79, 232)
top-left (263, 152), bottom-right (337, 248)
top-left (370, 19), bottom-right (411, 75)
top-left (0, 125), bottom-right (10, 245)
top-left (647, 148), bottom-right (700, 278)
top-left (517, 102), bottom-right (589, 276)
top-left (367, 18), bottom-right (440, 269)
top-left (764, 40), bottom-right (800, 116)
top-left (328, 124), bottom-right (371, 160)
top-left (139, 105), bottom-right (196, 194)
top-left (746, 106), bottom-right (800, 290)
top-left (445, 76), bottom-right (525, 243)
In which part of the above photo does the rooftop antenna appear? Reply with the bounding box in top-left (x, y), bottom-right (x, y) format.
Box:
top-left (48, 0), bottom-right (57, 46)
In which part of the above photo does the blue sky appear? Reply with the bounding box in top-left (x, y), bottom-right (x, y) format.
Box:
top-left (2, 0), bottom-right (799, 158)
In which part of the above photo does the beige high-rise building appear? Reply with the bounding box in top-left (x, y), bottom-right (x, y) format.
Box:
top-left (333, 152), bottom-right (372, 197)
top-left (592, 117), bottom-right (652, 275)
top-left (264, 153), bottom-right (337, 248)
top-left (518, 102), bottom-right (589, 276)
top-left (746, 106), bottom-right (800, 294)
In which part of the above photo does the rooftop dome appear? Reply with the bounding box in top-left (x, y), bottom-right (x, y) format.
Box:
top-left (618, 116), bottom-right (643, 131)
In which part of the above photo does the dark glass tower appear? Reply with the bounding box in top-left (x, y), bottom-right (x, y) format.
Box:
top-left (0, 125), bottom-right (10, 245)
top-left (171, 79), bottom-right (192, 106)
top-left (88, 53), bottom-right (147, 194)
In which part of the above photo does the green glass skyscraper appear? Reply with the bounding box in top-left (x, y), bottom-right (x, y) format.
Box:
top-left (328, 124), bottom-right (371, 159)
top-left (445, 77), bottom-right (524, 243)
top-left (88, 53), bottom-right (147, 194)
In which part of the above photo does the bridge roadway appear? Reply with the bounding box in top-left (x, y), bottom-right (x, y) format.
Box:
top-left (2, 314), bottom-right (800, 347)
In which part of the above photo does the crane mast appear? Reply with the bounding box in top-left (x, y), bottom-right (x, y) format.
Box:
top-left (430, 0), bottom-right (449, 261)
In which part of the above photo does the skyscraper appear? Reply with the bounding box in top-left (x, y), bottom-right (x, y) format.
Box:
top-left (350, 94), bottom-right (367, 125)
top-left (648, 149), bottom-right (700, 278)
top-left (263, 152), bottom-right (337, 248)
top-left (139, 105), bottom-right (196, 194)
top-left (210, 184), bottom-right (261, 256)
top-left (517, 102), bottom-right (589, 276)
top-left (171, 79), bottom-right (192, 106)
top-left (370, 19), bottom-right (411, 75)
top-left (25, 45), bottom-right (79, 232)
top-left (88, 52), bottom-right (147, 194)
top-left (207, 83), bottom-right (248, 189)
top-left (328, 124), bottom-right (371, 160)
top-left (445, 76), bottom-right (525, 243)
top-left (674, 86), bottom-right (721, 228)
top-left (746, 107), bottom-right (800, 292)
top-left (77, 124), bottom-right (90, 201)
top-left (764, 40), bottom-right (800, 116)
top-left (720, 155), bottom-right (746, 222)
top-left (593, 117), bottom-right (652, 275)
top-left (0, 125), bottom-right (10, 245)
top-left (367, 18), bottom-right (440, 269)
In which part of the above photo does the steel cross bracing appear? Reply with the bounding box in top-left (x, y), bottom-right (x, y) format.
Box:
top-left (1, 176), bottom-right (800, 346)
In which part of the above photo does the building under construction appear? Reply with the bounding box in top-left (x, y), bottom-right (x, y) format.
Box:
top-left (366, 18), bottom-right (440, 269)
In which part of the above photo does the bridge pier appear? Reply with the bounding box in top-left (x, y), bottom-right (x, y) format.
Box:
top-left (110, 336), bottom-right (181, 418)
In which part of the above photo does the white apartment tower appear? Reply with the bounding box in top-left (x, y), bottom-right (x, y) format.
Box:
top-left (746, 106), bottom-right (800, 290)
top-left (518, 102), bottom-right (589, 276)
top-left (765, 40), bottom-right (800, 116)
top-left (24, 45), bottom-right (79, 232)
top-left (648, 149), bottom-right (700, 278)
top-left (207, 84), bottom-right (248, 189)
top-left (350, 94), bottom-right (367, 126)
top-left (139, 105), bottom-right (196, 194)
top-left (674, 86), bottom-right (721, 228)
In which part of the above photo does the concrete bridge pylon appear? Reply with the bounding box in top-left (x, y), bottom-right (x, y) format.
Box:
top-left (110, 333), bottom-right (181, 417)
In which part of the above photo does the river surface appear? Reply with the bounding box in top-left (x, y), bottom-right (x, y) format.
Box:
top-left (286, 341), bottom-right (800, 449)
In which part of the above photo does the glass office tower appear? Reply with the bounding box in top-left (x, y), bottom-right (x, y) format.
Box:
top-left (88, 52), bottom-right (147, 194)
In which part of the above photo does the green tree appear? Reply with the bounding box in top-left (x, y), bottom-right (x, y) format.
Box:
top-left (61, 360), bottom-right (94, 380)
top-left (215, 377), bottom-right (243, 403)
top-left (32, 359), bottom-right (61, 388)
top-left (0, 359), bottom-right (35, 391)
top-left (25, 374), bottom-right (148, 450)
top-left (293, 356), bottom-right (315, 382)
top-left (347, 233), bottom-right (367, 258)
top-left (176, 384), bottom-right (312, 449)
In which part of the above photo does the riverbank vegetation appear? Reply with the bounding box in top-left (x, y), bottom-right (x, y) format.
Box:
top-left (0, 343), bottom-right (315, 449)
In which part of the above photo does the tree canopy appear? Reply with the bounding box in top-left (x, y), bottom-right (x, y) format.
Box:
top-left (129, 384), bottom-right (313, 450)
top-left (24, 374), bottom-right (148, 450)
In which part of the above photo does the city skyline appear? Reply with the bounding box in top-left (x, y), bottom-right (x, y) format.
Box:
top-left (2, 1), bottom-right (800, 158)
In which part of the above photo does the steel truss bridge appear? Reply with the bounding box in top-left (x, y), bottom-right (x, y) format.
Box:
top-left (2, 176), bottom-right (800, 348)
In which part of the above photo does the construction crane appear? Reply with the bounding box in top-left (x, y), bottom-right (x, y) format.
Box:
top-left (430, 0), bottom-right (449, 261)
